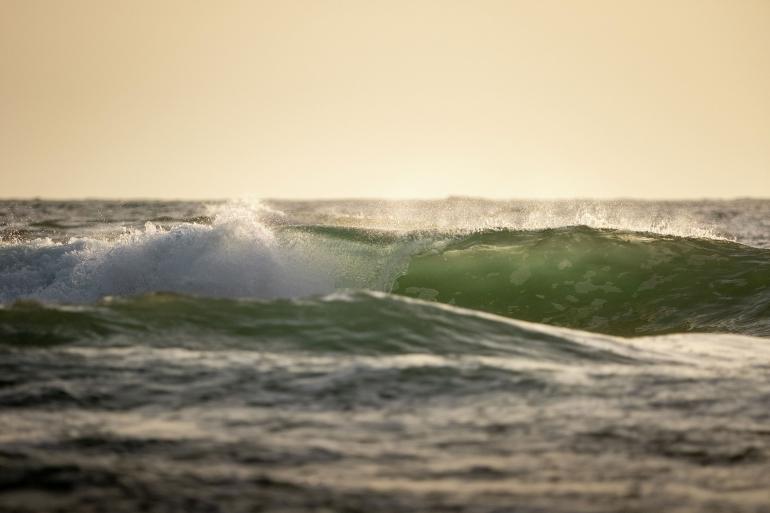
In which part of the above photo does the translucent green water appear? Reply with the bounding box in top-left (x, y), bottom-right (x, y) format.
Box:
top-left (394, 226), bottom-right (770, 336)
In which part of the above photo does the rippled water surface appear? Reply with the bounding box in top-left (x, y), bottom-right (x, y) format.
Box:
top-left (1, 199), bottom-right (769, 512)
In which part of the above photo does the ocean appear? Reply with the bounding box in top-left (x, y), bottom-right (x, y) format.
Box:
top-left (1, 198), bottom-right (769, 512)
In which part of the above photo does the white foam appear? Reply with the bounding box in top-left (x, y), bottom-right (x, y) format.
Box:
top-left (0, 202), bottom-right (334, 303)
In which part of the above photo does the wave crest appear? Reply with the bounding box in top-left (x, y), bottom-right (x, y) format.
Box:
top-left (0, 203), bottom-right (332, 303)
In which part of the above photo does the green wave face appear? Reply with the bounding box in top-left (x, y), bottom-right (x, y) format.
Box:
top-left (0, 292), bottom-right (643, 364)
top-left (393, 227), bottom-right (770, 336)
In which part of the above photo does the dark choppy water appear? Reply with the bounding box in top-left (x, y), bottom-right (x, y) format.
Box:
top-left (1, 199), bottom-right (769, 512)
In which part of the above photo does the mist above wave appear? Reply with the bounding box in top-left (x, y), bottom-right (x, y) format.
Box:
top-left (272, 197), bottom-right (735, 240)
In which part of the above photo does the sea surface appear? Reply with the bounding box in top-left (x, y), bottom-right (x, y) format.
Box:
top-left (1, 198), bottom-right (769, 512)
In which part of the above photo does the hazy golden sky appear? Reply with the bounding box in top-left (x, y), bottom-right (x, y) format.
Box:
top-left (1, 0), bottom-right (769, 199)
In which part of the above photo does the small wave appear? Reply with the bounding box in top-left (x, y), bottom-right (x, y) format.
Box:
top-left (0, 291), bottom-right (696, 363)
top-left (2, 292), bottom-right (767, 368)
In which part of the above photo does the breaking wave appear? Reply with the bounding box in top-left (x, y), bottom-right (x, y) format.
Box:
top-left (1, 203), bottom-right (769, 337)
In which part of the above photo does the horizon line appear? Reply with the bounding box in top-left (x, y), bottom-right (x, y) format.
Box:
top-left (1, 195), bottom-right (769, 203)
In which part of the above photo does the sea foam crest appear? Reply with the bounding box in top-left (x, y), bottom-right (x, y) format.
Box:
top-left (0, 202), bottom-right (334, 303)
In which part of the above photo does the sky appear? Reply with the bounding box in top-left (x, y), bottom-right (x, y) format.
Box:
top-left (1, 0), bottom-right (769, 199)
